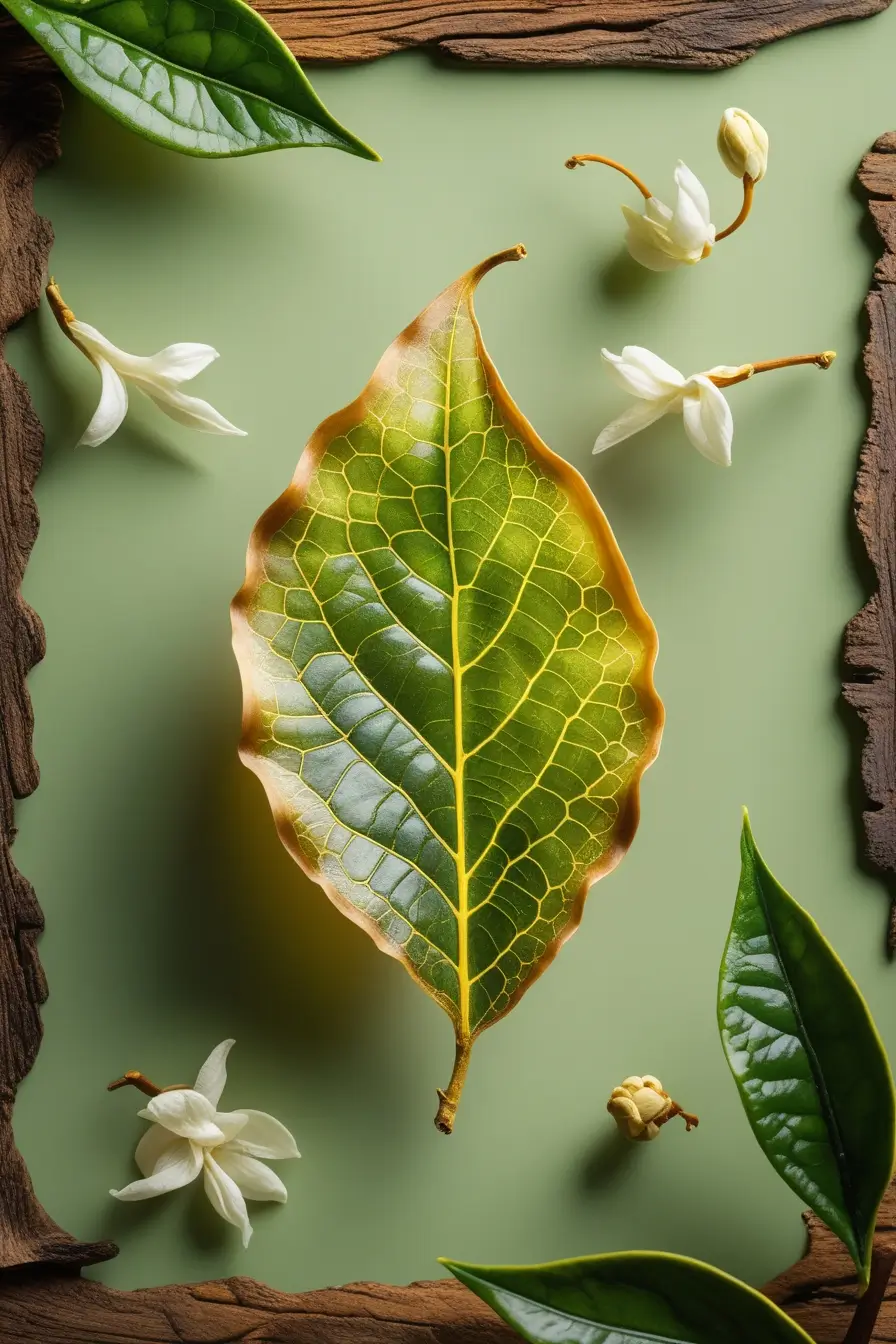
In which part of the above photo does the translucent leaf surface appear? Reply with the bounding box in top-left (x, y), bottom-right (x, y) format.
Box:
top-left (719, 812), bottom-right (895, 1282)
top-left (443, 1253), bottom-right (814, 1343)
top-left (0, 0), bottom-right (377, 159)
top-left (232, 247), bottom-right (663, 1130)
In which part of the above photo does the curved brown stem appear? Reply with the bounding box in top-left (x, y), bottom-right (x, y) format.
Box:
top-left (654, 1100), bottom-right (700, 1132)
top-left (564, 154), bottom-right (652, 201)
top-left (715, 174), bottom-right (755, 242)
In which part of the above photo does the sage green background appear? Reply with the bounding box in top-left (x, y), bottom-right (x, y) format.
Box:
top-left (7, 9), bottom-right (896, 1294)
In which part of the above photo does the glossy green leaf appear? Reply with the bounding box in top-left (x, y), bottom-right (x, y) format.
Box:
top-left (232, 246), bottom-right (663, 1131)
top-left (719, 812), bottom-right (895, 1283)
top-left (0, 0), bottom-right (377, 159)
top-left (442, 1252), bottom-right (814, 1343)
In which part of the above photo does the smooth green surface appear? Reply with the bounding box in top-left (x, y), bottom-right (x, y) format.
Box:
top-left (0, 0), bottom-right (377, 158)
top-left (444, 1253), bottom-right (814, 1343)
top-left (237, 247), bottom-right (659, 1107)
top-left (7, 10), bottom-right (896, 1295)
top-left (719, 815), bottom-right (895, 1281)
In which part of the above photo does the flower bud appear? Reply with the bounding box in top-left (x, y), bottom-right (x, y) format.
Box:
top-left (717, 108), bottom-right (768, 182)
top-left (607, 1074), bottom-right (671, 1142)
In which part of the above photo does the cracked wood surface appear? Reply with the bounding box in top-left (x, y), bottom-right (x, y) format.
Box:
top-left (250, 0), bottom-right (892, 65)
top-left (844, 133), bottom-right (896, 952)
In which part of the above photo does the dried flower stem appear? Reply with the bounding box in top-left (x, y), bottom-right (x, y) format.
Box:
top-left (710, 352), bottom-right (837, 389)
top-left (564, 154), bottom-right (653, 201)
top-left (654, 1100), bottom-right (700, 1132)
top-left (715, 174), bottom-right (755, 242)
top-left (107, 1071), bottom-right (190, 1099)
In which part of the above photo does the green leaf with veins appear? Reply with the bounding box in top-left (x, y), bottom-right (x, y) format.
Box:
top-left (442, 1253), bottom-right (815, 1343)
top-left (719, 811), bottom-right (895, 1284)
top-left (0, 0), bottom-right (377, 159)
top-left (232, 246), bottom-right (663, 1131)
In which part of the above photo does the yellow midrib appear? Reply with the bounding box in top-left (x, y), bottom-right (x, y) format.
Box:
top-left (444, 292), bottom-right (471, 1043)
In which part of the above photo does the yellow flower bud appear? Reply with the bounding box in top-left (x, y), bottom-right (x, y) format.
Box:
top-left (607, 1075), bottom-right (672, 1142)
top-left (717, 108), bottom-right (768, 183)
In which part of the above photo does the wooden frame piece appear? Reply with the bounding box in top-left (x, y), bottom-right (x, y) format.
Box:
top-left (255, 0), bottom-right (892, 66)
top-left (2, 15), bottom-right (896, 1341)
top-left (844, 134), bottom-right (896, 955)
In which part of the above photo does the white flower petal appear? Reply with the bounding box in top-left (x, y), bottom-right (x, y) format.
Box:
top-left (204, 1153), bottom-right (253, 1248)
top-left (144, 385), bottom-right (246, 436)
top-left (602, 346), bottom-right (685, 400)
top-left (682, 376), bottom-right (734, 466)
top-left (111, 1137), bottom-right (201, 1202)
top-left (143, 343), bottom-right (219, 385)
top-left (134, 1122), bottom-right (182, 1178)
top-left (67, 319), bottom-right (133, 367)
top-left (79, 357), bottom-right (128, 448)
top-left (214, 1110), bottom-right (250, 1144)
top-left (214, 1149), bottom-right (288, 1203)
top-left (140, 1089), bottom-right (226, 1145)
top-left (669, 185), bottom-right (712, 255)
top-left (193, 1039), bottom-right (235, 1108)
top-left (644, 195), bottom-right (673, 225)
top-left (228, 1109), bottom-right (300, 1161)
top-left (594, 397), bottom-right (677, 455)
top-left (674, 161), bottom-right (712, 226)
top-left (621, 208), bottom-right (684, 272)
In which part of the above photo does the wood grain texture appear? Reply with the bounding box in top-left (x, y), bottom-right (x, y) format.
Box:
top-left (764, 1176), bottom-right (896, 1342)
top-left (0, 1273), bottom-right (519, 1343)
top-left (844, 133), bottom-right (896, 953)
top-left (251, 0), bottom-right (892, 65)
top-left (0, 14), bottom-right (116, 1274)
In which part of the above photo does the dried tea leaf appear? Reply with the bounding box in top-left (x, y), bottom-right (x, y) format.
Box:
top-left (232, 247), bottom-right (663, 1130)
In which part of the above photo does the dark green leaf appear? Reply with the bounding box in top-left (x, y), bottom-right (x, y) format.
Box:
top-left (719, 811), bottom-right (895, 1283)
top-left (0, 0), bottom-right (378, 159)
top-left (442, 1252), bottom-right (814, 1343)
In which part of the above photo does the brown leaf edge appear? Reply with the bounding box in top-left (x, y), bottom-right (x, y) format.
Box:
top-left (843, 133), bottom-right (896, 953)
top-left (251, 0), bottom-right (892, 67)
top-left (230, 245), bottom-right (664, 1131)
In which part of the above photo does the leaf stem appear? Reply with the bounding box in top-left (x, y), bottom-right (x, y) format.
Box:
top-left (107, 1071), bottom-right (190, 1098)
top-left (843, 1247), bottom-right (896, 1344)
top-left (709, 352), bottom-right (837, 389)
top-left (715, 174), bottom-right (755, 242)
top-left (564, 154), bottom-right (653, 201)
top-left (435, 1039), bottom-right (473, 1135)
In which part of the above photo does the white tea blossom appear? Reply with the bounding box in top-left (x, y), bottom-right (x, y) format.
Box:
top-left (622, 163), bottom-right (715, 271)
top-left (595, 346), bottom-right (747, 466)
top-left (47, 281), bottom-right (245, 448)
top-left (111, 1040), bottom-right (298, 1248)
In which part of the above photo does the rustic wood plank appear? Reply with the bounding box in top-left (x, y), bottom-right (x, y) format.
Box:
top-left (0, 13), bottom-right (117, 1274)
top-left (844, 133), bottom-right (896, 952)
top-left (251, 0), bottom-right (892, 66)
